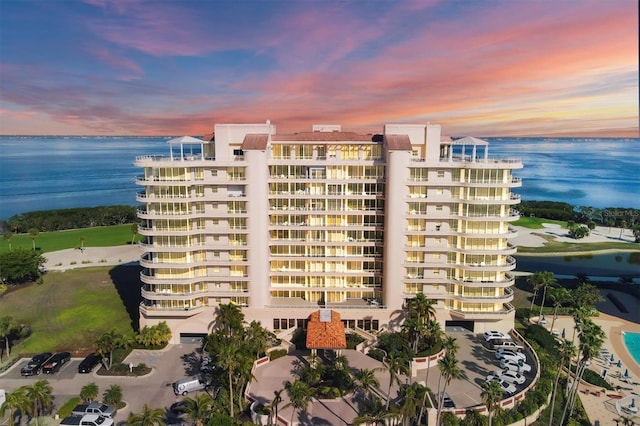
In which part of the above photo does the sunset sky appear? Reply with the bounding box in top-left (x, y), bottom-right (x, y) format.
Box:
top-left (1, 0), bottom-right (638, 137)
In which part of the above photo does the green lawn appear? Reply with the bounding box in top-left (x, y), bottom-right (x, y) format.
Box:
top-left (512, 217), bottom-right (567, 229)
top-left (1, 224), bottom-right (139, 254)
top-left (1, 266), bottom-right (138, 356)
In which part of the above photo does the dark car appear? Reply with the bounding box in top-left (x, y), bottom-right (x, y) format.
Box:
top-left (78, 353), bottom-right (102, 373)
top-left (20, 352), bottom-right (52, 376)
top-left (42, 351), bottom-right (71, 374)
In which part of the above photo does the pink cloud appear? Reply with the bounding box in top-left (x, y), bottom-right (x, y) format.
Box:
top-left (88, 47), bottom-right (143, 79)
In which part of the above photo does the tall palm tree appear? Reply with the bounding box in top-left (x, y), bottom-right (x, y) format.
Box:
top-left (218, 343), bottom-right (240, 417)
top-left (25, 380), bottom-right (52, 425)
top-left (548, 287), bottom-right (571, 332)
top-left (182, 394), bottom-right (213, 426)
top-left (126, 404), bottom-right (165, 426)
top-left (565, 319), bottom-right (604, 420)
top-left (384, 351), bottom-right (408, 410)
top-left (548, 339), bottom-right (576, 426)
top-left (354, 368), bottom-right (381, 401)
top-left (435, 354), bottom-right (461, 426)
top-left (527, 271), bottom-right (556, 320)
top-left (481, 379), bottom-right (503, 426)
top-left (353, 396), bottom-right (399, 426)
top-left (0, 387), bottom-right (30, 426)
top-left (270, 389), bottom-right (283, 426)
top-left (215, 303), bottom-right (245, 339)
top-left (284, 380), bottom-right (314, 426)
top-left (3, 231), bottom-right (13, 251)
top-left (80, 382), bottom-right (99, 403)
top-left (28, 227), bottom-right (39, 251)
top-left (103, 384), bottom-right (123, 406)
top-left (442, 336), bottom-right (459, 357)
top-left (398, 382), bottom-right (427, 426)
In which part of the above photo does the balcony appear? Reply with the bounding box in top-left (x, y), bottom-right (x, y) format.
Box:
top-left (139, 302), bottom-right (205, 317)
top-left (448, 303), bottom-right (515, 319)
top-left (447, 287), bottom-right (514, 303)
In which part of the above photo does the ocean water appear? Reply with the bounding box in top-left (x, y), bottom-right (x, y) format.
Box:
top-left (0, 136), bottom-right (638, 220)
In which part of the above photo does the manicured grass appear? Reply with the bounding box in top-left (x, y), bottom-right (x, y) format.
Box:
top-left (1, 266), bottom-right (136, 356)
top-left (512, 217), bottom-right (567, 229)
top-left (1, 224), bottom-right (138, 254)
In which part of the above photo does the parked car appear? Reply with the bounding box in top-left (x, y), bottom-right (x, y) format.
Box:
top-left (496, 349), bottom-right (526, 362)
top-left (72, 402), bottom-right (117, 418)
top-left (439, 392), bottom-right (456, 408)
top-left (486, 377), bottom-right (517, 395)
top-left (78, 353), bottom-right (102, 373)
top-left (42, 351), bottom-right (71, 374)
top-left (500, 358), bottom-right (532, 374)
top-left (173, 376), bottom-right (209, 396)
top-left (491, 341), bottom-right (524, 351)
top-left (59, 414), bottom-right (113, 426)
top-left (483, 331), bottom-right (511, 342)
top-left (20, 352), bottom-right (52, 376)
top-left (498, 369), bottom-right (526, 385)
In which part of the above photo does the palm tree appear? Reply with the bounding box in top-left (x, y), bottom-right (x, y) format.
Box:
top-left (398, 382), bottom-right (427, 426)
top-left (435, 354), bottom-right (461, 426)
top-left (565, 319), bottom-right (605, 420)
top-left (353, 396), bottom-right (399, 426)
top-left (0, 315), bottom-right (19, 362)
top-left (354, 368), bottom-right (381, 401)
top-left (80, 382), bottom-right (99, 403)
top-left (548, 287), bottom-right (571, 332)
top-left (218, 343), bottom-right (240, 417)
top-left (481, 379), bottom-right (503, 426)
top-left (0, 387), bottom-right (30, 426)
top-left (442, 336), bottom-right (459, 357)
top-left (215, 303), bottom-right (245, 339)
top-left (548, 339), bottom-right (576, 426)
top-left (130, 223), bottom-right (138, 244)
top-left (94, 329), bottom-right (120, 370)
top-left (127, 404), bottom-right (165, 426)
top-left (103, 384), bottom-right (123, 406)
top-left (182, 394), bottom-right (213, 426)
top-left (334, 353), bottom-right (349, 370)
top-left (3, 231), bottom-right (13, 251)
top-left (384, 351), bottom-right (408, 410)
top-left (28, 228), bottom-right (39, 250)
top-left (284, 380), bottom-right (314, 426)
top-left (25, 380), bottom-right (53, 425)
top-left (527, 271), bottom-right (557, 320)
top-left (270, 389), bottom-right (283, 426)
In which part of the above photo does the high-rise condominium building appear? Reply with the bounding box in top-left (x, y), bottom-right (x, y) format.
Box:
top-left (135, 122), bottom-right (522, 343)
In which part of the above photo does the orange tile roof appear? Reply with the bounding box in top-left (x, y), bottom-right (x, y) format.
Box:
top-left (306, 310), bottom-right (347, 349)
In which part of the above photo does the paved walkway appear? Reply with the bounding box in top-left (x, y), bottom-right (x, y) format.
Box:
top-left (43, 245), bottom-right (140, 271)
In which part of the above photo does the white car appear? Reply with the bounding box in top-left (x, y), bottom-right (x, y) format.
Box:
top-left (499, 369), bottom-right (526, 385)
top-left (486, 369), bottom-right (506, 382)
top-left (484, 331), bottom-right (510, 342)
top-left (492, 341), bottom-right (523, 351)
top-left (485, 377), bottom-right (517, 395)
top-left (501, 358), bottom-right (532, 374)
top-left (496, 349), bottom-right (526, 362)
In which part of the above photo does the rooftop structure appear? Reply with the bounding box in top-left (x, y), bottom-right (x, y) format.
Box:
top-left (135, 121), bottom-right (522, 343)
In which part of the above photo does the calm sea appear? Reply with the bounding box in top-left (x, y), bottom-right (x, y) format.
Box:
top-left (0, 136), bottom-right (638, 220)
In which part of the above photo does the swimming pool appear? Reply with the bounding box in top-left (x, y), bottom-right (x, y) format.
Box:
top-left (623, 331), bottom-right (640, 367)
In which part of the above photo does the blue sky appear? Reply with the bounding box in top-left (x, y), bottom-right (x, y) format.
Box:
top-left (1, 0), bottom-right (638, 136)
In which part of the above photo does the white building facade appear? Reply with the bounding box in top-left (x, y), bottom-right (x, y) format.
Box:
top-left (135, 122), bottom-right (522, 343)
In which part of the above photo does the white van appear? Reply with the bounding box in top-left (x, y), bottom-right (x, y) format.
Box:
top-left (173, 376), bottom-right (207, 396)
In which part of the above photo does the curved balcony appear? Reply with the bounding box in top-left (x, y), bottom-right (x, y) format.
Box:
top-left (137, 226), bottom-right (206, 237)
top-left (453, 227), bottom-right (519, 238)
top-left (454, 256), bottom-right (517, 272)
top-left (141, 288), bottom-right (208, 301)
top-left (451, 194), bottom-right (521, 205)
top-left (140, 269), bottom-right (207, 285)
top-left (445, 287), bottom-right (514, 304)
top-left (448, 303), bottom-right (515, 319)
top-left (450, 243), bottom-right (517, 256)
top-left (139, 302), bottom-right (205, 317)
top-left (452, 274), bottom-right (515, 288)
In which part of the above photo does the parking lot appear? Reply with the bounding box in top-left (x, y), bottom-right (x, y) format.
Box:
top-left (417, 329), bottom-right (538, 410)
top-left (0, 344), bottom-right (203, 425)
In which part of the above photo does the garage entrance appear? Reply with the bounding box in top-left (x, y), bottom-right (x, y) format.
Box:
top-left (445, 320), bottom-right (474, 332)
top-left (180, 333), bottom-right (208, 345)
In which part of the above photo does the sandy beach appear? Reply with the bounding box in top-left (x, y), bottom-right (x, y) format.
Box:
top-left (43, 244), bottom-right (141, 271)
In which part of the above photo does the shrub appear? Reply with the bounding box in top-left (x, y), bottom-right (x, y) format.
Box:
top-left (346, 332), bottom-right (365, 349)
top-left (367, 348), bottom-right (385, 362)
top-left (268, 349), bottom-right (287, 360)
top-left (57, 397), bottom-right (81, 418)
